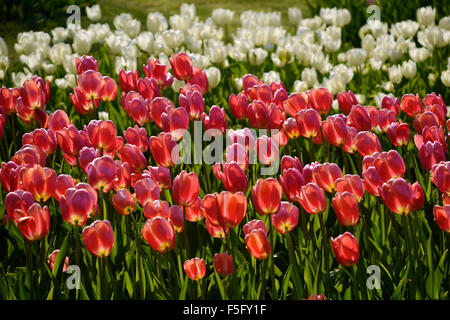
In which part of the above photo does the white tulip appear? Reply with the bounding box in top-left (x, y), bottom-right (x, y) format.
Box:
top-left (212, 8), bottom-right (234, 26)
top-left (184, 35), bottom-right (202, 53)
top-left (441, 69), bottom-right (450, 87)
top-left (299, 17), bottom-right (323, 30)
top-left (169, 14), bottom-right (192, 31)
top-left (369, 57), bottom-right (383, 71)
top-left (147, 12), bottom-right (168, 33)
top-left (293, 80), bottom-right (308, 92)
top-left (66, 23), bottom-right (82, 39)
top-left (42, 61), bottom-right (56, 74)
top-left (115, 55), bottom-right (137, 74)
top-left (162, 30), bottom-right (184, 49)
top-left (205, 67), bottom-right (221, 88)
top-left (301, 68), bottom-right (317, 87)
top-left (206, 40), bottom-right (227, 64)
top-left (98, 111), bottom-right (109, 121)
top-left (171, 78), bottom-right (185, 92)
top-left (346, 48), bottom-right (367, 67)
top-left (136, 32), bottom-right (154, 54)
top-left (12, 71), bottom-right (32, 87)
top-left (233, 77), bottom-right (243, 91)
top-left (73, 30), bottom-right (94, 54)
top-left (288, 8), bottom-right (302, 26)
top-left (388, 65), bottom-right (402, 84)
top-left (320, 8), bottom-right (351, 27)
top-left (20, 51), bottom-right (43, 72)
top-left (248, 48), bottom-right (268, 66)
top-left (391, 20), bottom-right (419, 39)
top-left (180, 3), bottom-right (196, 21)
top-left (418, 26), bottom-right (446, 49)
top-left (262, 70), bottom-right (280, 84)
top-left (62, 54), bottom-right (78, 74)
top-left (51, 27), bottom-right (68, 43)
top-left (401, 60), bottom-right (417, 79)
top-left (439, 16), bottom-right (450, 30)
top-left (0, 37), bottom-right (7, 56)
top-left (88, 23), bottom-right (111, 42)
top-left (86, 4), bottom-right (101, 22)
top-left (189, 53), bottom-right (210, 69)
top-left (0, 56), bottom-right (8, 80)
top-left (49, 43), bottom-right (72, 65)
top-left (417, 6), bottom-right (436, 27)
top-left (409, 47), bottom-right (431, 63)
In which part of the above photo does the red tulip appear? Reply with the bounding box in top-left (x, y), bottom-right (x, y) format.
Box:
top-left (283, 92), bottom-right (309, 117)
top-left (381, 95), bottom-right (401, 115)
top-left (247, 100), bottom-right (269, 129)
top-left (306, 294), bottom-right (327, 300)
top-left (347, 105), bottom-right (371, 132)
top-left (229, 93), bottom-right (248, 120)
top-left (147, 165), bottom-right (172, 190)
top-left (430, 161), bottom-right (450, 196)
top-left (308, 88), bottom-right (332, 115)
top-left (82, 220), bottom-right (114, 258)
top-left (143, 200), bottom-right (170, 220)
top-left (187, 66), bottom-right (209, 95)
top-left (342, 127), bottom-right (358, 154)
top-left (387, 122), bottom-right (410, 147)
top-left (213, 162), bottom-right (248, 193)
top-left (205, 219), bottom-right (228, 238)
top-left (112, 189), bottom-right (136, 216)
top-left (245, 229), bottom-right (271, 260)
top-left (172, 171), bottom-right (199, 207)
top-left (78, 147), bottom-right (100, 173)
top-left (355, 131), bottom-right (381, 157)
top-left (85, 120), bottom-right (123, 155)
top-left (217, 191), bottom-right (247, 228)
top-left (101, 76), bottom-right (118, 102)
top-left (22, 128), bottom-right (57, 156)
top-left (418, 141), bottom-right (446, 171)
top-left (86, 156), bottom-right (116, 193)
top-left (312, 162), bottom-right (342, 193)
top-left (121, 91), bottom-right (152, 126)
top-left (20, 165), bottom-right (56, 202)
top-left (321, 115), bottom-right (349, 147)
top-left (56, 125), bottom-right (92, 166)
top-left (77, 70), bottom-right (105, 100)
top-left (433, 205), bottom-right (450, 233)
top-left (213, 253), bottom-right (234, 276)
top-left (169, 205), bottom-right (184, 233)
top-left (5, 190), bottom-right (34, 222)
top-left (378, 178), bottom-right (422, 215)
top-left (282, 117), bottom-right (300, 139)
top-left (60, 183), bottom-right (98, 226)
top-left (185, 197), bottom-right (203, 222)
top-left (227, 128), bottom-right (256, 152)
top-left (119, 70), bottom-right (139, 93)
top-left (118, 144), bottom-right (147, 173)
top-left (374, 150), bottom-right (406, 181)
top-left (135, 177), bottom-right (160, 206)
top-left (170, 52), bottom-right (193, 81)
top-left (335, 174), bottom-right (365, 202)
top-left (243, 219), bottom-right (267, 237)
top-left (20, 76), bottom-right (49, 111)
top-left (54, 174), bottom-right (77, 201)
top-left (150, 97), bottom-right (174, 129)
top-left (225, 143), bottom-right (249, 171)
top-left (149, 132), bottom-right (179, 167)
top-left (296, 183), bottom-right (326, 215)
top-left (14, 203), bottom-right (50, 241)
top-left (70, 86), bottom-right (99, 115)
top-left (266, 103), bottom-right (286, 130)
top-left (362, 166), bottom-right (385, 196)
top-left (142, 216), bottom-right (176, 253)
top-left (137, 77), bottom-right (160, 101)
top-left (202, 105), bottom-right (227, 137)
top-left (256, 135), bottom-right (279, 166)
top-left (161, 106), bottom-right (189, 141)
top-left (12, 144), bottom-right (46, 167)
top-left (414, 126), bottom-right (446, 151)
top-left (124, 125), bottom-right (148, 153)
top-left (0, 161), bottom-right (22, 192)
top-left (332, 192), bottom-right (359, 226)
top-left (411, 181), bottom-right (425, 212)
top-left (202, 193), bottom-right (220, 226)
top-left (247, 83), bottom-right (272, 104)
top-left (271, 202), bottom-right (299, 234)
top-left (242, 74), bottom-right (263, 95)
top-left (401, 94), bottom-right (423, 118)
top-left (143, 58), bottom-right (173, 89)
top-left (184, 258), bottom-right (206, 281)
top-left (47, 249), bottom-right (70, 272)
top-left (295, 108), bottom-right (321, 138)
top-left (331, 232), bottom-right (359, 267)
top-left (179, 84), bottom-right (204, 120)
top-left (280, 155), bottom-right (303, 173)
top-left (48, 109), bottom-right (70, 133)
top-left (75, 55), bottom-right (98, 74)
top-left (251, 178), bottom-right (282, 215)
top-left (0, 87), bottom-right (21, 114)
top-left (337, 90), bottom-right (358, 114)
top-left (279, 168), bottom-right (305, 202)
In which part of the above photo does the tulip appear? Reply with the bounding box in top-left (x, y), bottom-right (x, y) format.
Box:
top-left (60, 183), bottom-right (98, 226)
top-left (387, 122), bottom-right (410, 147)
top-left (312, 162), bottom-right (342, 193)
top-left (378, 178), bottom-right (422, 215)
top-left (118, 69), bottom-right (139, 93)
top-left (5, 190), bottom-right (35, 222)
top-left (78, 147), bottom-right (100, 173)
top-left (86, 156), bottom-right (116, 193)
top-left (147, 165), bottom-right (172, 190)
top-left (282, 117), bottom-right (300, 139)
top-left (184, 258), bottom-right (206, 281)
top-left (362, 166), bottom-right (385, 197)
top-left (179, 84), bottom-right (204, 120)
top-left (381, 95), bottom-right (401, 115)
top-left (330, 232), bottom-right (359, 267)
top-left (20, 164), bottom-right (56, 202)
top-left (48, 109), bottom-right (70, 133)
top-left (245, 229), bottom-right (271, 260)
top-left (142, 216), bottom-right (176, 253)
top-left (335, 174), bottom-right (365, 202)
top-left (342, 127), bottom-right (358, 154)
top-left (0, 87), bottom-right (20, 114)
top-left (118, 144), bottom-right (147, 173)
top-left (306, 294), bottom-right (326, 300)
top-left (202, 105), bottom-right (227, 137)
top-left (267, 103), bottom-right (286, 129)
top-left (373, 150), bottom-right (405, 181)
top-left (22, 128), bottom-right (57, 156)
top-left (229, 93), bottom-right (248, 120)
top-left (227, 128), bottom-right (256, 151)
top-left (355, 131), bottom-right (382, 157)
top-left (124, 125), bottom-right (148, 153)
top-left (279, 168), bottom-right (305, 202)
top-left (347, 105), bottom-right (371, 132)
top-left (337, 90), bottom-right (358, 114)
top-left (418, 141), bottom-right (446, 171)
top-left (137, 77), bottom-right (160, 101)
top-left (411, 181), bottom-right (425, 212)
top-left (77, 70), bottom-right (105, 100)
top-left (433, 205), bottom-right (450, 233)
top-left (401, 94), bottom-right (423, 118)
top-left (280, 155), bottom-right (303, 173)
top-left (414, 126), bottom-right (446, 152)
top-left (374, 108), bottom-right (397, 133)
top-left (75, 55), bottom-right (98, 74)
top-left (205, 219), bottom-right (228, 238)
top-left (185, 197), bottom-right (203, 222)
top-left (112, 189), bottom-right (136, 216)
top-left (188, 66), bottom-right (209, 95)
top-left (247, 100), bottom-right (269, 129)
top-left (85, 120), bottom-right (123, 155)
top-left (332, 192), bottom-right (359, 226)
top-left (0, 161), bottom-right (22, 192)
top-left (295, 108), bottom-right (321, 138)
top-left (308, 88), bottom-right (332, 115)
top-left (430, 161), bottom-right (450, 196)
top-left (161, 106), bottom-right (189, 141)
top-left (202, 193), bottom-right (220, 226)
top-left (271, 202), bottom-right (299, 234)
top-left (413, 111), bottom-right (441, 134)
top-left (82, 220), bottom-right (114, 258)
top-left (70, 86), bottom-right (99, 115)
top-left (213, 253), bottom-right (234, 276)
top-left (283, 92), bottom-right (309, 117)
top-left (172, 171), bottom-right (199, 207)
top-left (14, 203), bottom-right (50, 241)
top-left (149, 132), bottom-right (179, 167)
top-left (251, 178), bottom-right (282, 215)
top-left (170, 52), bottom-right (193, 81)
top-left (121, 91), bottom-right (152, 126)
top-left (56, 125), bottom-right (92, 166)
top-left (20, 76), bottom-right (49, 111)
top-left (225, 143), bottom-right (249, 171)
top-left (12, 144), bottom-right (47, 167)
top-left (54, 174), bottom-right (77, 201)
top-left (243, 219), bottom-right (268, 236)
top-left (213, 162), bottom-right (248, 193)
top-left (256, 135), bottom-right (279, 166)
top-left (143, 200), bottom-right (170, 220)
top-left (296, 183), bottom-right (326, 215)
top-left (143, 58), bottom-right (172, 88)
top-left (47, 249), bottom-right (70, 272)
top-left (321, 115), bottom-right (349, 147)
top-left (170, 205), bottom-right (184, 233)
top-left (217, 191), bottom-right (247, 228)
top-left (135, 177), bottom-right (160, 206)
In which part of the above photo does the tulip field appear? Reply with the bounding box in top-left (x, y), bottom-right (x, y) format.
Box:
top-left (0, 1), bottom-right (449, 301)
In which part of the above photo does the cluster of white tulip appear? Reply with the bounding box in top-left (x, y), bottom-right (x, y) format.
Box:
top-left (1, 3), bottom-right (449, 99)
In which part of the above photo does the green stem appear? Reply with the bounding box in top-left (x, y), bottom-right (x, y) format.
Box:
top-left (25, 241), bottom-right (34, 300)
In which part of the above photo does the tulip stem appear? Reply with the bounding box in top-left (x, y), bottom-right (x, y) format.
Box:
top-left (286, 231), bottom-right (302, 299)
top-left (260, 260), bottom-right (266, 300)
top-left (308, 138), bottom-right (315, 162)
top-left (25, 241), bottom-right (34, 300)
top-left (164, 252), bottom-right (175, 300)
top-left (74, 223), bottom-right (80, 300)
top-left (318, 213), bottom-right (331, 294)
top-left (268, 220), bottom-right (278, 299)
top-left (99, 257), bottom-right (106, 300)
top-left (131, 213), bottom-right (145, 299)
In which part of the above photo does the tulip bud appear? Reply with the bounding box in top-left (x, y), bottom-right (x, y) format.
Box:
top-left (271, 202), bottom-right (299, 234)
top-left (297, 183), bottom-right (326, 215)
top-left (172, 171), bottom-right (199, 207)
top-left (433, 205), bottom-right (450, 233)
top-left (213, 253), bottom-right (234, 276)
top-left (82, 220), bottom-right (114, 258)
top-left (332, 192), bottom-right (359, 226)
top-left (112, 189), bottom-right (136, 216)
top-left (184, 258), bottom-right (206, 281)
top-left (331, 232), bottom-right (359, 267)
top-left (20, 164), bottom-right (56, 202)
top-left (14, 203), bottom-right (50, 241)
top-left (47, 249), bottom-right (69, 272)
top-left (251, 178), bottom-right (282, 215)
top-left (245, 229), bottom-right (271, 260)
top-left (142, 216), bottom-right (176, 253)
top-left (217, 191), bottom-right (247, 228)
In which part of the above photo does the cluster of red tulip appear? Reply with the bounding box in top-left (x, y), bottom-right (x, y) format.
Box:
top-left (0, 51), bottom-right (449, 300)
